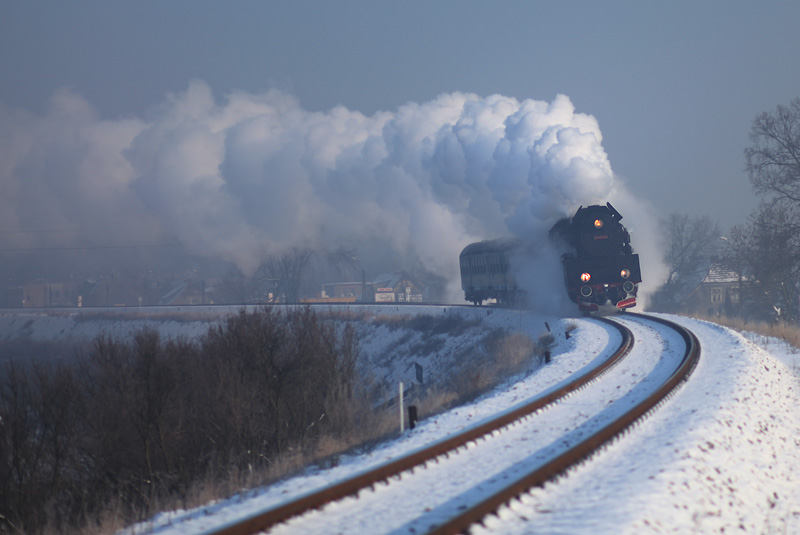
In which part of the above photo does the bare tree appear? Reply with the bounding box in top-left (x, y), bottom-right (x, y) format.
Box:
top-left (216, 267), bottom-right (258, 304)
top-left (650, 213), bottom-right (722, 311)
top-left (745, 97), bottom-right (800, 206)
top-left (323, 246), bottom-right (359, 281)
top-left (727, 97), bottom-right (800, 321)
top-left (662, 213), bottom-right (722, 284)
top-left (726, 203), bottom-right (800, 322)
top-left (262, 248), bottom-right (315, 303)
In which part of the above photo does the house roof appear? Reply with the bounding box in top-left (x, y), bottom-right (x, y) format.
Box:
top-left (702, 264), bottom-right (743, 284)
top-left (372, 272), bottom-right (403, 288)
top-left (371, 271), bottom-right (422, 290)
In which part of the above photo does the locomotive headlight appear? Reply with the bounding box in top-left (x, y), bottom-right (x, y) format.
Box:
top-left (594, 219), bottom-right (604, 228)
top-left (620, 268), bottom-right (631, 279)
top-left (580, 272), bottom-right (591, 282)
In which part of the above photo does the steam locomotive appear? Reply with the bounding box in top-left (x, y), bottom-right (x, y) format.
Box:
top-left (459, 203), bottom-right (641, 312)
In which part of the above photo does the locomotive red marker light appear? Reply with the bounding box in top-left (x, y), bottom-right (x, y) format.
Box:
top-left (580, 272), bottom-right (591, 282)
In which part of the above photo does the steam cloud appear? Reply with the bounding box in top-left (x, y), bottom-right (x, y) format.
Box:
top-left (1, 82), bottom-right (659, 302)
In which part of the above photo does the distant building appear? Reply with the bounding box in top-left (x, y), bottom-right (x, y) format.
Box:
top-left (158, 279), bottom-right (216, 306)
top-left (1, 273), bottom-right (223, 309)
top-left (308, 281), bottom-right (363, 303)
top-left (308, 271), bottom-right (427, 304)
top-left (682, 263), bottom-right (745, 316)
top-left (6, 281), bottom-right (80, 308)
top-left (371, 272), bottom-right (423, 303)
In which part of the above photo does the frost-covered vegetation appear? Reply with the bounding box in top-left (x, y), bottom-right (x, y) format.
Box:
top-left (0, 307), bottom-right (543, 534)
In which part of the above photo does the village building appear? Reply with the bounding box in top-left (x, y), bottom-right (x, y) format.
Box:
top-left (307, 271), bottom-right (426, 304)
top-left (371, 272), bottom-right (424, 303)
top-left (681, 263), bottom-right (744, 316)
top-left (5, 281), bottom-right (79, 308)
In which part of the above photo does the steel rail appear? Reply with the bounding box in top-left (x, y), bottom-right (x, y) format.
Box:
top-left (200, 317), bottom-right (634, 535)
top-left (426, 313), bottom-right (701, 535)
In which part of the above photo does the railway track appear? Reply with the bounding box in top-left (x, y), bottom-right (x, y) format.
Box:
top-left (199, 312), bottom-right (699, 535)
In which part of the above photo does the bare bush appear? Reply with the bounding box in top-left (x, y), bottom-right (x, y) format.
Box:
top-left (0, 306), bottom-right (365, 534)
top-left (0, 307), bottom-right (550, 534)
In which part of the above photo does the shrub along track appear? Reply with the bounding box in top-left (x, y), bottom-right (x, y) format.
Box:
top-left (200, 312), bottom-right (699, 535)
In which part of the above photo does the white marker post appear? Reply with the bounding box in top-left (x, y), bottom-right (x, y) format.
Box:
top-left (399, 381), bottom-right (404, 433)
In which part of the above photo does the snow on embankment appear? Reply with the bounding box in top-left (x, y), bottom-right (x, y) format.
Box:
top-left (0, 305), bottom-right (559, 395)
top-left (0, 307), bottom-right (222, 345)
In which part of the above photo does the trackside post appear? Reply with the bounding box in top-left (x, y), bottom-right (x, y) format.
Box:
top-left (399, 382), bottom-right (404, 433)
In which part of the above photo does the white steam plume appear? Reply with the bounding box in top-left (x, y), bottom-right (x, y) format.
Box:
top-left (0, 82), bottom-right (653, 302)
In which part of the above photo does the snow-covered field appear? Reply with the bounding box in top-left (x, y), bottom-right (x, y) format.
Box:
top-left (2, 307), bottom-right (799, 534)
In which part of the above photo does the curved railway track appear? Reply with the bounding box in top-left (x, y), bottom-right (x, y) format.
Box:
top-left (429, 312), bottom-right (700, 535)
top-left (200, 312), bottom-right (699, 535)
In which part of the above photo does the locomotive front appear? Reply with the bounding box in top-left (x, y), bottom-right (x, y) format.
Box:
top-left (559, 203), bottom-right (641, 313)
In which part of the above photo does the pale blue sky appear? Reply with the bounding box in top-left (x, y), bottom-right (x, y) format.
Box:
top-left (2, 1), bottom-right (799, 230)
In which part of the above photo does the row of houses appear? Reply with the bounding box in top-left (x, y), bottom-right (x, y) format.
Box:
top-left (305, 272), bottom-right (427, 304)
top-left (5, 264), bottom-right (745, 312)
top-left (2, 277), bottom-right (214, 308)
top-left (1, 271), bottom-right (434, 309)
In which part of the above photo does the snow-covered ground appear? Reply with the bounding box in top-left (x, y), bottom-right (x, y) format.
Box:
top-left (481, 315), bottom-right (800, 534)
top-left (3, 307), bottom-right (799, 534)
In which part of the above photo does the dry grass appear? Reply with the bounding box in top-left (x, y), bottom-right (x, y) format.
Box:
top-left (71, 308), bottom-right (223, 323)
top-left (415, 388), bottom-right (460, 418)
top-left (438, 329), bottom-right (545, 409)
top-left (65, 405), bottom-right (403, 535)
top-left (496, 332), bottom-right (539, 371)
top-left (72, 504), bottom-right (128, 535)
top-left (687, 313), bottom-right (800, 350)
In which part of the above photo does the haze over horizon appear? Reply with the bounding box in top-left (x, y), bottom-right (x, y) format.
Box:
top-left (2, 1), bottom-right (799, 299)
